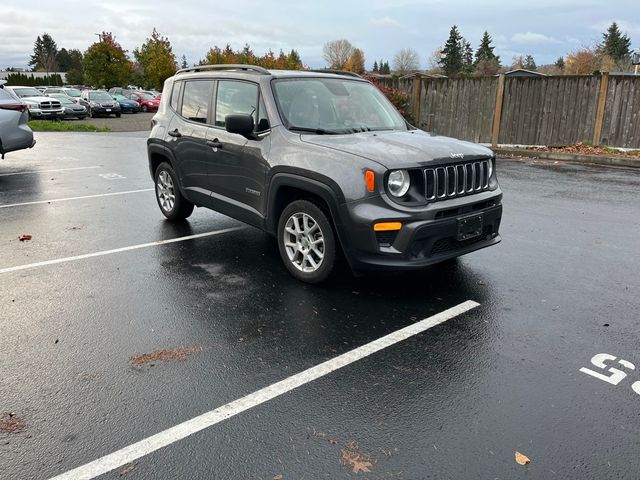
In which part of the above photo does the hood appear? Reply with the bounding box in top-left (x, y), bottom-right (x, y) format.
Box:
top-left (22, 96), bottom-right (58, 104)
top-left (300, 129), bottom-right (493, 169)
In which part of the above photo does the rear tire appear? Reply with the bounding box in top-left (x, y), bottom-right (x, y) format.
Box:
top-left (116, 113), bottom-right (121, 118)
top-left (277, 200), bottom-right (336, 284)
top-left (154, 162), bottom-right (194, 221)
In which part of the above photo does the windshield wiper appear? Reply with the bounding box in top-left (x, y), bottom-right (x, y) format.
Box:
top-left (289, 126), bottom-right (340, 135)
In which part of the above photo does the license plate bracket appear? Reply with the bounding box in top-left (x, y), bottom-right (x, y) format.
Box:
top-left (457, 213), bottom-right (483, 241)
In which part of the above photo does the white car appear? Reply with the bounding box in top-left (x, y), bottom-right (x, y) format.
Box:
top-left (0, 81), bottom-right (35, 159)
top-left (4, 85), bottom-right (65, 120)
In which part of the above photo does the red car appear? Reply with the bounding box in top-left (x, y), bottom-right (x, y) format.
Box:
top-left (127, 92), bottom-right (160, 112)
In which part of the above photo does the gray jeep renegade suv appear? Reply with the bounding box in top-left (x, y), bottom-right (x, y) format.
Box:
top-left (147, 65), bottom-right (502, 283)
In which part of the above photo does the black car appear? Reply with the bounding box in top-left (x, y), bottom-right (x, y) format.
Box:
top-left (147, 65), bottom-right (502, 283)
top-left (81, 90), bottom-right (121, 118)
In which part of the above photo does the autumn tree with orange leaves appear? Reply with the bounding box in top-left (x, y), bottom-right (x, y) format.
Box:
top-left (134, 29), bottom-right (177, 90)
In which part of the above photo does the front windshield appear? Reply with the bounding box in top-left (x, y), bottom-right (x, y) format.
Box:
top-left (89, 91), bottom-right (113, 101)
top-left (65, 89), bottom-right (81, 97)
top-left (138, 93), bottom-right (155, 100)
top-left (55, 96), bottom-right (73, 104)
top-left (13, 87), bottom-right (43, 98)
top-left (113, 94), bottom-right (127, 101)
top-left (272, 78), bottom-right (408, 134)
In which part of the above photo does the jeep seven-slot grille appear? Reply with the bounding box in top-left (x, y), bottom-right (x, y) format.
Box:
top-left (424, 160), bottom-right (491, 201)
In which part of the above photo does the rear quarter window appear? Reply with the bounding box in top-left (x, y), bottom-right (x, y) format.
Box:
top-left (180, 80), bottom-right (214, 124)
top-left (169, 81), bottom-right (182, 111)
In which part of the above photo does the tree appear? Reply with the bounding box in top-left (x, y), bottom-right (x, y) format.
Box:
top-left (462, 40), bottom-right (474, 75)
top-left (382, 61), bottom-right (391, 74)
top-left (180, 55), bottom-right (188, 69)
top-left (474, 31), bottom-right (499, 66)
top-left (56, 48), bottom-right (84, 84)
top-left (564, 49), bottom-right (598, 75)
top-left (345, 48), bottom-right (365, 74)
top-left (286, 49), bottom-right (303, 70)
top-left (83, 32), bottom-right (132, 88)
top-left (439, 25), bottom-right (464, 76)
top-left (523, 54), bottom-right (537, 70)
top-left (427, 49), bottom-right (443, 74)
top-left (511, 55), bottom-right (524, 70)
top-left (133, 29), bottom-right (177, 90)
top-left (599, 22), bottom-right (631, 62)
top-left (322, 39), bottom-right (355, 69)
top-left (554, 56), bottom-right (565, 71)
top-left (372, 60), bottom-right (379, 73)
top-left (29, 33), bottom-right (58, 73)
top-left (475, 58), bottom-right (501, 76)
top-left (392, 48), bottom-right (420, 74)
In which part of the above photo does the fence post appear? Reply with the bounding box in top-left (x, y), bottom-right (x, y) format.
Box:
top-left (412, 75), bottom-right (422, 126)
top-left (491, 74), bottom-right (506, 148)
top-left (592, 72), bottom-right (609, 146)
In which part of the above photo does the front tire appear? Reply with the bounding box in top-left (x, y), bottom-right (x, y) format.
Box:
top-left (277, 200), bottom-right (336, 284)
top-left (154, 162), bottom-right (194, 221)
top-left (116, 113), bottom-right (121, 118)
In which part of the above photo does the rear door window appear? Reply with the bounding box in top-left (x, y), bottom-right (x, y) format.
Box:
top-left (181, 80), bottom-right (214, 124)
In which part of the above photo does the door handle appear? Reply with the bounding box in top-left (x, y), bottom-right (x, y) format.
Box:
top-left (206, 139), bottom-right (223, 149)
top-left (168, 129), bottom-right (181, 138)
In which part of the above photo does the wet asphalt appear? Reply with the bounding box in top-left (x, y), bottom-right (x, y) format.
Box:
top-left (0, 132), bottom-right (639, 480)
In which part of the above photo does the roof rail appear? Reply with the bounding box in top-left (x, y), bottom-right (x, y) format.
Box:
top-left (307, 69), bottom-right (363, 78)
top-left (176, 64), bottom-right (270, 75)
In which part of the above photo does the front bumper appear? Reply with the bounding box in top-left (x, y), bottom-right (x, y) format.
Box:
top-left (338, 190), bottom-right (503, 272)
top-left (28, 108), bottom-right (65, 119)
top-left (90, 106), bottom-right (121, 115)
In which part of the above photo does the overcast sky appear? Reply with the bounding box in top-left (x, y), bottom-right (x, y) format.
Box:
top-left (1, 0), bottom-right (638, 70)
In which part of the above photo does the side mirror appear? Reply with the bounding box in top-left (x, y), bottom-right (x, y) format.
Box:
top-left (225, 114), bottom-right (254, 137)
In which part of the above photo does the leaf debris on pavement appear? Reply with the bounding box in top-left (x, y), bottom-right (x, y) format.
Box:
top-left (341, 441), bottom-right (375, 473)
top-left (515, 451), bottom-right (531, 465)
top-left (18, 234), bottom-right (32, 241)
top-left (129, 346), bottom-right (201, 366)
top-left (0, 413), bottom-right (26, 433)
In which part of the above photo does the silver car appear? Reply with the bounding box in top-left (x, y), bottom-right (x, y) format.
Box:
top-left (0, 81), bottom-right (35, 159)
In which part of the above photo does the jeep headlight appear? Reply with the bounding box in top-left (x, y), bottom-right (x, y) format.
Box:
top-left (387, 170), bottom-right (410, 197)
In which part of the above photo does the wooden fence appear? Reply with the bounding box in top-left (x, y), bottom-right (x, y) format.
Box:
top-left (376, 74), bottom-right (640, 149)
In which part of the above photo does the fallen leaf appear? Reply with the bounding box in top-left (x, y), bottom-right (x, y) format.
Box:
top-left (119, 463), bottom-right (136, 476)
top-left (273, 475), bottom-right (283, 480)
top-left (0, 413), bottom-right (26, 433)
top-left (342, 448), bottom-right (372, 473)
top-left (18, 234), bottom-right (32, 241)
top-left (515, 451), bottom-right (531, 465)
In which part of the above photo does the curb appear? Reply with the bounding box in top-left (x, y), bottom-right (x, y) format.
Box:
top-left (493, 148), bottom-right (640, 169)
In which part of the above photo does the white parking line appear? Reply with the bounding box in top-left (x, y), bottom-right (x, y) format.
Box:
top-left (47, 300), bottom-right (480, 480)
top-left (0, 227), bottom-right (244, 275)
top-left (0, 166), bottom-right (101, 177)
top-left (0, 188), bottom-right (154, 209)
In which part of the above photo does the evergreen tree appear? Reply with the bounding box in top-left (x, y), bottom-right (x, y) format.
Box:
top-left (523, 54), bottom-right (537, 70)
top-left (462, 40), bottom-right (474, 75)
top-left (29, 33), bottom-right (58, 73)
top-left (373, 60), bottom-right (379, 73)
top-left (599, 22), bottom-right (631, 62)
top-left (474, 31), bottom-right (499, 65)
top-left (383, 61), bottom-right (391, 74)
top-left (180, 55), bottom-right (188, 69)
top-left (554, 56), bottom-right (565, 71)
top-left (439, 25), bottom-right (464, 76)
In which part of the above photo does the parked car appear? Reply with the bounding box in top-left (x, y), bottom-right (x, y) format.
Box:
top-left (4, 86), bottom-right (64, 120)
top-left (111, 94), bottom-right (140, 113)
top-left (0, 81), bottom-right (35, 159)
top-left (42, 87), bottom-right (88, 108)
top-left (81, 90), bottom-right (121, 117)
top-left (127, 92), bottom-right (160, 112)
top-left (108, 87), bottom-right (133, 97)
top-left (48, 94), bottom-right (88, 119)
top-left (147, 65), bottom-right (503, 283)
